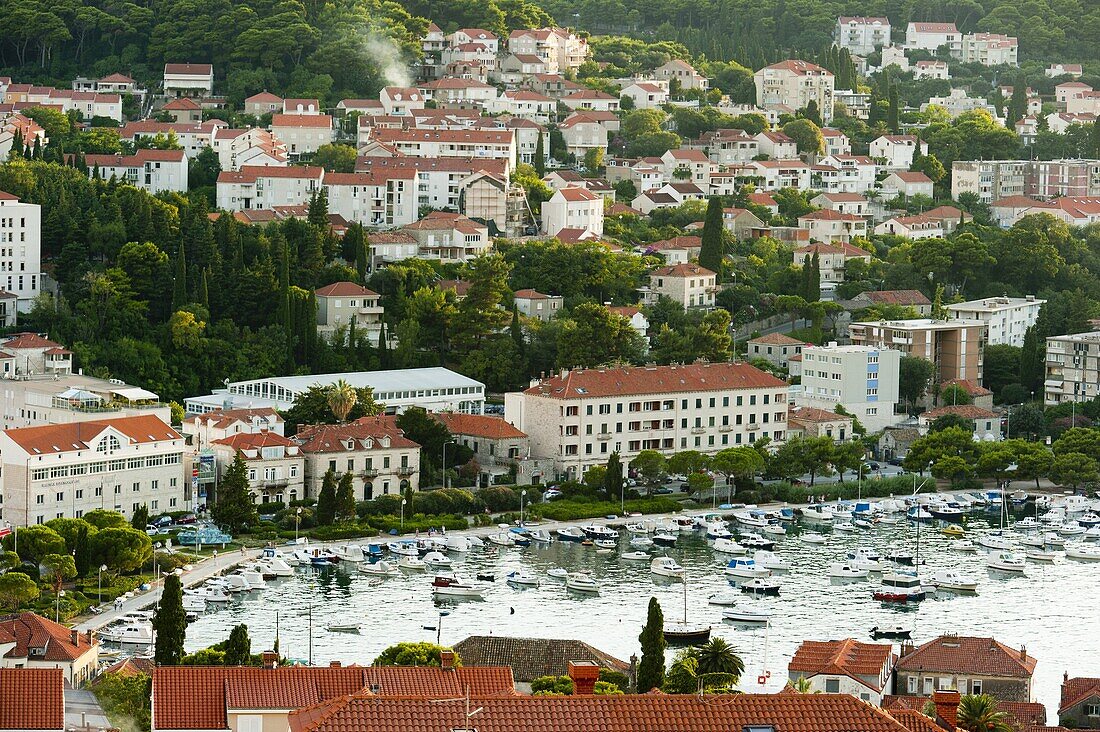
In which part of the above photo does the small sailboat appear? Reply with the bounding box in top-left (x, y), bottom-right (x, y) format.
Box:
top-left (663, 571), bottom-right (711, 644)
top-left (723, 606), bottom-right (772, 623)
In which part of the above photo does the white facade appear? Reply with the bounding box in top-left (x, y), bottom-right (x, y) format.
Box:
top-left (542, 187), bottom-right (604, 238)
top-left (641, 263), bottom-right (716, 309)
top-left (323, 171), bottom-right (418, 228)
top-left (504, 363), bottom-right (789, 478)
top-left (946, 296), bottom-right (1044, 347)
top-left (216, 166), bottom-right (323, 211)
top-left (835, 17), bottom-right (892, 55)
top-left (1045, 332), bottom-right (1100, 405)
top-left (163, 63), bottom-right (213, 97)
top-left (0, 193), bottom-right (43, 311)
top-left (951, 160), bottom-right (1026, 203)
top-left (913, 61), bottom-right (950, 80)
top-left (621, 82), bottom-right (670, 110)
top-left (960, 33), bottom-right (1018, 67)
top-left (869, 135), bottom-right (928, 171)
top-left (754, 60), bottom-right (835, 122)
top-left (904, 22), bottom-right (961, 53)
top-left (797, 344), bottom-right (901, 431)
top-left (369, 129), bottom-right (517, 173)
top-left (270, 114), bottom-right (333, 156)
top-left (0, 415), bottom-right (186, 526)
top-left (86, 150), bottom-right (188, 194)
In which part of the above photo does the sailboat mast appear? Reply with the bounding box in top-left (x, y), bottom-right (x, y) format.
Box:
top-left (683, 571), bottom-right (688, 624)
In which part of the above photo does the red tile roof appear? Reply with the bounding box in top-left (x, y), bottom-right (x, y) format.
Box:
top-left (556, 186), bottom-right (600, 202)
top-left (433, 413), bottom-right (526, 440)
top-left (896, 636), bottom-right (1037, 678)
top-left (289, 692), bottom-right (911, 732)
top-left (246, 92), bottom-right (284, 103)
top-left (4, 415), bottom-right (179, 456)
top-left (2, 332), bottom-right (63, 350)
top-left (86, 149), bottom-right (186, 166)
top-left (164, 97), bottom-right (201, 110)
top-left (218, 165), bottom-right (324, 183)
top-left (647, 235), bottom-right (702, 251)
top-left (373, 128), bottom-right (513, 145)
top-left (885, 695), bottom-right (1046, 729)
top-left (888, 709), bottom-right (942, 732)
top-left (651, 262), bottom-right (715, 278)
top-left (890, 172), bottom-right (933, 184)
top-left (941, 379), bottom-right (992, 397)
top-left (789, 639), bottom-right (894, 691)
top-left (858, 290), bottom-right (931, 306)
top-left (315, 282), bottom-right (380, 298)
top-left (101, 656), bottom-right (157, 677)
top-left (763, 59), bottom-right (832, 76)
top-left (749, 332), bottom-right (806, 346)
top-left (1061, 677), bottom-right (1100, 714)
top-left (0, 612), bottom-right (97, 662)
top-left (789, 406), bottom-right (847, 423)
top-left (294, 416), bottom-right (420, 453)
top-left (212, 431), bottom-right (297, 453)
top-left (525, 362), bottom-right (786, 399)
top-left (0, 668), bottom-right (64, 730)
top-left (188, 407), bottom-right (282, 430)
top-left (922, 405), bottom-right (998, 420)
top-left (164, 63), bottom-right (212, 75)
top-left (271, 113), bottom-right (332, 128)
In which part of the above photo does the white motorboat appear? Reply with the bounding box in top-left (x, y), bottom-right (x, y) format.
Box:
top-left (1043, 532), bottom-right (1066, 547)
top-left (1057, 522), bottom-right (1086, 537)
top-left (626, 522), bottom-right (652, 534)
top-left (833, 521), bottom-right (858, 532)
top-left (397, 555), bottom-right (426, 571)
top-left (1020, 535), bottom-right (1046, 548)
top-left (546, 567), bottom-right (569, 579)
top-left (673, 517), bottom-right (696, 532)
top-left (652, 533), bottom-right (678, 548)
top-left (1026, 549), bottom-right (1057, 563)
top-left (739, 577), bottom-right (781, 595)
top-left (565, 572), bottom-right (599, 593)
top-left (207, 574), bottom-right (250, 593)
top-left (1066, 545), bottom-right (1100, 562)
top-left (707, 526), bottom-right (734, 540)
top-left (977, 533), bottom-right (1013, 551)
top-left (850, 557), bottom-right (886, 573)
top-left (712, 538), bottom-right (746, 554)
top-left (334, 544), bottom-right (366, 562)
top-left (723, 607), bottom-right (772, 623)
top-left (359, 560), bottom-right (399, 576)
top-left (734, 512), bottom-right (767, 528)
top-left (327, 624), bottom-right (362, 633)
top-left (593, 539), bottom-right (617, 549)
top-left (506, 570), bottom-right (540, 586)
top-left (874, 572), bottom-right (927, 602)
top-left (1078, 512), bottom-right (1100, 527)
top-left (235, 570), bottom-right (266, 590)
top-left (527, 529), bottom-right (553, 543)
top-left (260, 558), bottom-right (294, 577)
top-left (931, 569), bottom-right (978, 592)
top-left (950, 539), bottom-right (977, 553)
top-left (630, 536), bottom-right (654, 549)
top-left (555, 527), bottom-right (586, 542)
top-left (848, 548), bottom-right (881, 562)
top-left (431, 574), bottom-right (487, 598)
top-left (582, 525), bottom-right (619, 540)
top-left (724, 558), bottom-right (770, 579)
top-left (622, 551), bottom-right (650, 561)
top-left (422, 551), bottom-right (453, 568)
top-left (184, 586), bottom-right (231, 603)
top-left (707, 591), bottom-right (741, 606)
top-left (650, 556), bottom-right (686, 578)
top-left (986, 551), bottom-right (1027, 573)
top-left (183, 595), bottom-right (207, 613)
top-left (802, 504), bottom-right (834, 523)
top-left (445, 535), bottom-right (475, 552)
top-left (1086, 527), bottom-right (1100, 541)
top-left (99, 622), bottom-right (154, 645)
top-left (488, 532), bottom-right (516, 547)
top-left (1015, 517), bottom-right (1041, 531)
top-left (801, 532), bottom-right (827, 545)
top-left (388, 541), bottom-right (419, 556)
top-left (738, 533), bottom-right (775, 550)
top-left (762, 522), bottom-right (787, 537)
top-left (829, 563), bottom-right (869, 579)
top-left (753, 550), bottom-right (789, 571)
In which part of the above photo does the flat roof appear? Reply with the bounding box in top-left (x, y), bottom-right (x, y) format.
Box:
top-left (227, 367), bottom-right (484, 395)
top-left (946, 296), bottom-right (1045, 312)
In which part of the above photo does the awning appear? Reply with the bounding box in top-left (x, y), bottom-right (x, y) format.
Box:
top-left (111, 386), bottom-right (159, 401)
top-left (58, 388), bottom-right (104, 402)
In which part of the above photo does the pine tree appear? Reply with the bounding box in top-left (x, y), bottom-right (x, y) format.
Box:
top-left (335, 471), bottom-right (356, 522)
top-left (603, 451), bottom-right (623, 501)
top-left (153, 574), bottom-right (187, 665)
top-left (698, 197), bottom-right (724, 273)
top-left (1091, 122), bottom-right (1100, 159)
top-left (212, 452), bottom-right (259, 532)
top-left (534, 132), bottom-right (546, 177)
top-left (316, 469), bottom-right (338, 526)
top-left (172, 242), bottom-right (188, 309)
top-left (131, 504), bottom-right (150, 530)
top-left (223, 624), bottom-right (252, 666)
top-left (637, 597), bottom-right (666, 692)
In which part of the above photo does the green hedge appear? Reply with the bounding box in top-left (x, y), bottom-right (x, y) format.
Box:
top-left (743, 475), bottom-right (926, 505)
top-left (538, 497), bottom-right (680, 522)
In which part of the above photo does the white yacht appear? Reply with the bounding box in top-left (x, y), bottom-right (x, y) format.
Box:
top-left (712, 538), bottom-right (746, 554)
top-left (753, 550), bottom-right (789, 571)
top-left (422, 551), bottom-right (453, 568)
top-left (931, 569), bottom-right (978, 592)
top-left (397, 555), bottom-right (426, 571)
top-left (630, 536), bottom-right (654, 549)
top-left (487, 532), bottom-right (516, 547)
top-left (829, 563), bottom-right (869, 579)
top-left (565, 572), bottom-right (599, 593)
top-left (986, 551), bottom-right (1027, 573)
top-left (650, 556), bottom-right (686, 578)
top-left (359, 560), bottom-right (400, 577)
top-left (1066, 545), bottom-right (1100, 562)
top-left (505, 570), bottom-right (540, 586)
top-left (445, 535), bottom-right (475, 552)
top-left (723, 558), bottom-right (770, 579)
top-left (950, 539), bottom-right (977, 553)
top-left (99, 622), bottom-right (154, 645)
top-left (431, 574), bottom-right (488, 598)
top-left (976, 533), bottom-right (1013, 551)
top-left (333, 545), bottom-right (366, 562)
top-left (801, 532), bottom-right (827, 544)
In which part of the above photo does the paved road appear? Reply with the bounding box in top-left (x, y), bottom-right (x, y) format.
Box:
top-left (65, 688), bottom-right (111, 729)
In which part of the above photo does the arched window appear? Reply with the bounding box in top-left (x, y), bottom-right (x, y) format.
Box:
top-left (97, 435), bottom-right (121, 453)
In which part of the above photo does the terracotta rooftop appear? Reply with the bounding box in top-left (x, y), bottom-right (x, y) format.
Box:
top-left (888, 709), bottom-right (942, 732)
top-left (1061, 677), bottom-right (1100, 714)
top-left (0, 613), bottom-right (96, 663)
top-left (432, 414), bottom-right (526, 440)
top-left (941, 378), bottom-right (993, 397)
top-left (452, 635), bottom-right (628, 682)
top-left (0, 668), bottom-right (64, 730)
top-left (748, 332), bottom-right (805, 346)
top-left (188, 407), bottom-right (282, 430)
top-left (212, 431), bottom-right (297, 453)
top-left (271, 113), bottom-right (332, 128)
top-left (164, 62), bottom-right (212, 75)
top-left (315, 282), bottom-right (379, 298)
top-left (525, 362), bottom-right (786, 399)
top-left (884, 695), bottom-right (1046, 729)
top-left (4, 415), bottom-right (179, 456)
top-left (896, 635), bottom-right (1037, 677)
top-left (857, 290), bottom-right (931, 306)
top-left (651, 262), bottom-right (715, 278)
top-left (2, 331), bottom-right (63, 350)
top-left (789, 639), bottom-right (894, 691)
top-left (789, 406), bottom-right (848, 423)
top-left (922, 405), bottom-right (998, 420)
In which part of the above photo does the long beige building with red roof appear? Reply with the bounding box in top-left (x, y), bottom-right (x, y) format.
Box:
top-left (0, 414), bottom-right (186, 525)
top-left (505, 362), bottom-right (788, 477)
top-left (293, 415), bottom-right (421, 499)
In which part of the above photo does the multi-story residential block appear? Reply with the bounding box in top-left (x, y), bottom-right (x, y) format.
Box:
top-left (418, 77), bottom-right (498, 105)
top-left (654, 59), bottom-right (709, 91)
top-left (269, 113), bottom-right (332, 156)
top-left (747, 160), bottom-right (812, 190)
top-left (1056, 81), bottom-right (1093, 108)
top-left (294, 415), bottom-right (420, 500)
top-left (755, 131), bottom-right (798, 159)
top-left (816, 154), bottom-right (879, 194)
top-left (946, 295), bottom-right (1044, 347)
top-left (918, 405), bottom-right (1003, 441)
top-left (699, 128), bottom-right (758, 164)
top-left (211, 127), bottom-right (287, 170)
top-left (403, 211), bottom-right (491, 262)
top-left (850, 319), bottom-right (986, 386)
top-left (322, 169), bottom-right (417, 228)
top-left (379, 86), bottom-right (426, 116)
top-left (960, 33), bottom-right (1018, 67)
top-left (487, 90), bottom-right (555, 123)
top-left (874, 213), bottom-right (948, 240)
top-left (1044, 332), bottom-right (1100, 405)
top-left (797, 210), bottom-right (869, 245)
top-left (542, 187), bottom-right (604, 238)
top-left (447, 28), bottom-right (500, 54)
top-left (913, 60), bottom-right (950, 79)
top-left (834, 89), bottom-right (873, 118)
top-left (119, 120), bottom-right (224, 158)
top-left (86, 150), bottom-right (188, 194)
top-left (810, 193), bottom-right (869, 218)
top-left (558, 112), bottom-right (608, 160)
top-left (640, 262), bottom-right (716, 309)
top-left (0, 193), bottom-right (43, 312)
top-left (789, 639), bottom-right (895, 704)
top-left (368, 128), bottom-right (517, 172)
top-left (820, 128), bottom-right (851, 156)
top-left (904, 22), bottom-right (961, 53)
top-left (163, 62), bottom-right (213, 98)
top-left (513, 289), bottom-right (563, 322)
top-left (0, 415), bottom-right (186, 526)
top-left (797, 343), bottom-right (901, 430)
top-left (894, 635), bottom-right (1036, 701)
top-left (951, 160), bottom-right (1027, 203)
top-left (210, 431), bottom-right (304, 505)
top-left (561, 89), bottom-right (621, 113)
top-left (953, 159), bottom-right (1100, 202)
top-left (923, 88), bottom-right (997, 118)
top-left (315, 282), bottom-right (384, 344)
top-left (660, 148), bottom-right (713, 185)
top-left (747, 333), bottom-right (807, 368)
top-left (504, 362), bottom-right (788, 478)
top-left (507, 28), bottom-right (588, 74)
top-left (754, 60), bottom-right (835, 121)
top-left (73, 71), bottom-right (146, 104)
top-left (216, 165), bottom-right (322, 211)
top-left (835, 17), bottom-right (892, 55)
top-left (869, 135), bottom-right (928, 171)
top-left (497, 53), bottom-right (549, 84)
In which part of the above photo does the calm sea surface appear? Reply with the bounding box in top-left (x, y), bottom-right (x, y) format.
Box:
top-left (182, 513), bottom-right (1098, 716)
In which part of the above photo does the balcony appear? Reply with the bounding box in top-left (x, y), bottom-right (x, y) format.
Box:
top-left (258, 479), bottom-right (289, 490)
top-left (747, 423), bottom-right (760, 431)
top-left (396, 467), bottom-right (416, 477)
top-left (596, 432), bottom-right (612, 441)
top-left (361, 469), bottom-right (380, 478)
top-left (718, 425), bottom-right (733, 432)
top-left (690, 427), bottom-right (706, 435)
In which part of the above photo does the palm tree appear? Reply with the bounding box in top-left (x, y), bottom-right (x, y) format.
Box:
top-left (788, 676), bottom-right (819, 693)
top-left (326, 380), bottom-right (358, 422)
top-left (694, 637), bottom-right (745, 678)
top-left (956, 694), bottom-right (1013, 732)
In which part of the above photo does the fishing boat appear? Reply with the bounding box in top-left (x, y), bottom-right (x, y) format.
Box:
top-left (397, 555), bottom-right (426, 571)
top-left (565, 572), bottom-right (599, 593)
top-left (431, 575), bottom-right (487, 598)
top-left (870, 625), bottom-right (911, 640)
top-left (930, 569), bottom-right (978, 592)
top-left (928, 503), bottom-right (965, 522)
top-left (650, 556), bottom-right (686, 579)
top-left (359, 560), bottom-right (399, 577)
top-left (327, 624), bottom-right (362, 633)
top-left (874, 572), bottom-right (926, 602)
top-left (582, 525), bottom-right (619, 540)
top-left (555, 527), bottom-right (586, 542)
top-left (663, 571), bottom-right (711, 644)
top-left (593, 539), bottom-right (617, 550)
top-left (739, 577), bottom-right (781, 595)
top-left (723, 607), bottom-right (772, 623)
top-left (829, 563), bottom-right (869, 579)
top-left (986, 551), bottom-right (1027, 573)
top-left (505, 570), bottom-right (540, 586)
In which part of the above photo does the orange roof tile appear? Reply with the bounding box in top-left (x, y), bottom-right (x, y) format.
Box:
top-left (1061, 677), bottom-right (1100, 714)
top-left (525, 362), bottom-right (786, 399)
top-left (789, 406), bottom-right (848, 423)
top-left (922, 405), bottom-right (998, 420)
top-left (748, 332), bottom-right (805, 346)
top-left (189, 407), bottom-right (282, 430)
top-left (315, 282), bottom-right (379, 298)
top-left (212, 431), bottom-right (297, 452)
top-left (4, 415), bottom-right (180, 456)
top-left (2, 332), bottom-right (62, 350)
top-left (941, 379), bottom-right (992, 397)
top-left (271, 113), bottom-right (332, 128)
top-left (433, 413), bottom-right (526, 440)
top-left (789, 639), bottom-right (894, 691)
top-left (0, 613), bottom-right (97, 663)
top-left (889, 709), bottom-right (942, 732)
top-left (294, 416), bottom-right (419, 453)
top-left (651, 262), bottom-right (715, 278)
top-left (0, 668), bottom-right (64, 730)
top-left (896, 636), bottom-right (1037, 678)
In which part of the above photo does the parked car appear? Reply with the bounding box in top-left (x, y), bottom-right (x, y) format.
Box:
top-left (543, 489), bottom-right (563, 502)
top-left (145, 524), bottom-right (160, 536)
top-left (152, 515), bottom-right (173, 527)
top-left (654, 486), bottom-right (674, 495)
top-left (176, 514), bottom-right (198, 524)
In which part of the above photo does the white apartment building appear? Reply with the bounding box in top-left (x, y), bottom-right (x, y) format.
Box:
top-left (86, 150), bottom-right (188, 194)
top-left (923, 88), bottom-right (997, 118)
top-left (212, 127), bottom-right (287, 171)
top-left (835, 17), bottom-right (892, 55)
top-left (655, 59), bottom-right (709, 91)
top-left (951, 160), bottom-right (1026, 203)
top-left (946, 295), bottom-right (1045, 347)
top-left (754, 60), bottom-right (836, 121)
top-left (403, 211), bottom-right (491, 262)
top-left (0, 193), bottom-right (43, 311)
top-left (210, 431), bottom-right (304, 505)
top-left (913, 60), bottom-right (950, 80)
top-left (507, 28), bottom-right (588, 73)
top-left (0, 370), bottom-right (170, 432)
top-left (869, 135), bottom-right (928, 171)
top-left (755, 131), bottom-right (798, 159)
top-left (542, 187), bottom-right (604, 238)
top-left (621, 82), bottom-right (670, 110)
top-left (216, 165), bottom-right (323, 211)
top-left (513, 289), bottom-right (563, 322)
top-left (700, 129), bottom-right (758, 164)
top-left (322, 170), bottom-right (417, 228)
top-left (904, 22), bottom-right (960, 53)
top-left (797, 211), bottom-right (869, 245)
top-left (952, 159), bottom-right (1100, 203)
top-left (747, 160), bottom-right (812, 190)
top-left (504, 362), bottom-right (789, 478)
top-left (640, 263), bottom-right (716, 309)
top-left (269, 114), bottom-right (332, 156)
top-left (120, 120), bottom-right (225, 159)
top-left (1045, 332), bottom-right (1100, 405)
top-left (294, 416), bottom-right (421, 500)
top-left (559, 113), bottom-right (607, 160)
top-left (163, 63), bottom-right (213, 98)
top-left (355, 156), bottom-right (509, 220)
top-left (0, 415), bottom-right (186, 526)
top-left (181, 407), bottom-right (284, 451)
top-left (960, 33), bottom-right (1018, 67)
top-left (368, 129), bottom-right (517, 172)
top-left (796, 343), bottom-right (902, 431)
top-left (817, 154), bottom-right (879, 194)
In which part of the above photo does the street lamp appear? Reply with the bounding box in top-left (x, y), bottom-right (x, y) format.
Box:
top-left (55, 589), bottom-right (66, 623)
top-left (154, 542), bottom-right (162, 588)
top-left (295, 507), bottom-right (303, 543)
top-left (519, 490), bottom-right (527, 527)
top-left (98, 564), bottom-right (107, 606)
top-left (400, 498), bottom-right (407, 530)
top-left (441, 441), bottom-right (455, 489)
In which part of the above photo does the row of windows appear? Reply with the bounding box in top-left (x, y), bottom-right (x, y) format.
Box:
top-left (30, 452), bottom-right (183, 481)
top-left (571, 393), bottom-right (784, 417)
top-left (568, 412), bottom-right (786, 435)
top-left (34, 477), bottom-right (179, 504)
top-left (33, 497), bottom-right (180, 524)
top-left (562, 430), bottom-right (784, 456)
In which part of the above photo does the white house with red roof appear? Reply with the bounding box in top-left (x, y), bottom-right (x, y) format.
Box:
top-left (368, 128), bottom-right (517, 172)
top-left (0, 615), bottom-right (98, 685)
top-left (210, 431), bottom-right (304, 504)
top-left (820, 128), bottom-right (851, 156)
top-left (621, 81), bottom-right (669, 110)
top-left (432, 412), bottom-right (548, 485)
top-left (755, 130), bottom-right (798, 159)
top-left (697, 128), bottom-right (758, 164)
top-left (542, 186), bottom-right (604, 238)
top-left (722, 207), bottom-right (767, 238)
top-left (961, 32), bottom-right (1017, 67)
top-left (789, 639), bottom-right (896, 704)
top-left (879, 171), bottom-right (934, 199)
top-left (402, 211), bottom-right (491, 261)
top-left (507, 27), bottom-right (588, 74)
top-left (818, 154), bottom-right (879, 194)
top-left (561, 89), bottom-right (620, 112)
top-left (874, 213), bottom-right (949, 240)
top-left (505, 362), bottom-right (788, 477)
top-left (294, 415), bottom-right (421, 499)
top-left (211, 126), bottom-right (287, 170)
top-left (119, 119), bottom-right (225, 158)
top-left (746, 159), bottom-right (812, 190)
top-left (798, 210), bottom-right (869, 245)
top-left (641, 262), bottom-right (716, 309)
top-left (904, 22), bottom-right (960, 53)
top-left (182, 407), bottom-right (284, 450)
top-left (894, 635), bottom-right (1036, 700)
top-left (655, 59), bottom-right (709, 91)
top-left (607, 305), bottom-right (650, 339)
top-left (269, 113), bottom-right (332, 155)
top-left (754, 60), bottom-right (835, 122)
top-left (869, 135), bottom-right (928, 171)
top-left (559, 112), bottom-right (609, 160)
top-left (497, 53), bottom-right (549, 84)
top-left (322, 169), bottom-right (418, 228)
top-left (355, 157), bottom-right (510, 222)
top-left (315, 282), bottom-right (384, 343)
top-left (811, 193), bottom-right (870, 218)
top-left (1047, 63), bottom-right (1082, 78)
top-left (216, 165), bottom-right (322, 212)
top-left (379, 86), bottom-right (426, 116)
top-left (244, 91), bottom-right (283, 116)
top-left (0, 415), bottom-right (186, 525)
top-left (163, 62), bottom-right (213, 98)
top-left (487, 90), bottom-right (555, 123)
top-left (448, 28), bottom-right (499, 53)
top-left (747, 332), bottom-right (808, 368)
top-left (660, 148), bottom-right (713, 185)
top-left (86, 149), bottom-right (188, 193)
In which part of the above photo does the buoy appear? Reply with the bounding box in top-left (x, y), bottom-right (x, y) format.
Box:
top-left (509, 607), bottom-right (515, 615)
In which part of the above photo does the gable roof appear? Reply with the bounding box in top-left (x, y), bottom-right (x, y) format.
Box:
top-left (1061, 677), bottom-right (1100, 713)
top-left (788, 639), bottom-right (894, 691)
top-left (922, 405), bottom-right (998, 421)
top-left (788, 406), bottom-right (848, 423)
top-left (432, 414), bottom-right (526, 440)
top-left (451, 635), bottom-right (628, 682)
top-left (271, 113), bottom-right (332, 128)
top-left (2, 332), bottom-right (63, 350)
top-left (749, 332), bottom-right (805, 346)
top-left (858, 290), bottom-right (931, 306)
top-left (211, 431), bottom-right (297, 453)
top-left (524, 362), bottom-right (786, 399)
top-left (896, 636), bottom-right (1036, 677)
top-left (0, 668), bottom-right (64, 730)
top-left (941, 378), bottom-right (992, 397)
top-left (188, 407), bottom-right (282, 430)
top-left (315, 282), bottom-right (379, 298)
top-left (4, 415), bottom-right (180, 456)
top-left (164, 63), bottom-right (212, 75)
top-left (294, 416), bottom-right (419, 453)
top-left (0, 613), bottom-right (96, 663)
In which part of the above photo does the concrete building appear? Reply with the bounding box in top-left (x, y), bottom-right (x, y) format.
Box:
top-left (513, 289), bottom-right (563, 322)
top-left (0, 193), bottom-right (43, 312)
top-left (786, 405), bottom-right (855, 441)
top-left (946, 295), bottom-right (1044, 347)
top-left (880, 172), bottom-right (935, 199)
top-left (797, 343), bottom-right (902, 431)
top-left (904, 22), bottom-right (961, 54)
top-left (951, 160), bottom-right (1027, 204)
top-left (789, 639), bottom-right (895, 704)
top-left (86, 149), bottom-right (188, 194)
top-left (850, 319), bottom-right (986, 386)
top-left (1044, 332), bottom-right (1100, 405)
top-left (432, 413), bottom-right (551, 486)
top-left (369, 129), bottom-right (517, 172)
top-left (754, 60), bottom-right (835, 122)
top-left (293, 415), bottom-right (420, 500)
top-left (0, 369), bottom-right (169, 432)
top-left (918, 405), bottom-right (1003, 441)
top-left (0, 415), bottom-right (186, 526)
top-left (798, 210), bottom-right (869, 245)
top-left (894, 635), bottom-right (1036, 701)
top-left (869, 135), bottom-right (928, 171)
top-left (835, 17), bottom-right (892, 55)
top-left (269, 114), bottom-right (332, 156)
top-left (210, 431), bottom-right (304, 505)
top-left (504, 362), bottom-right (788, 479)
top-left (181, 407), bottom-right (284, 451)
top-left (640, 263), bottom-right (716, 309)
top-left (216, 165), bottom-right (323, 212)
top-left (913, 60), bottom-right (950, 79)
top-left (184, 368), bottom-right (486, 415)
top-left (747, 333), bottom-right (807, 368)
top-left (315, 282), bottom-right (384, 344)
top-left (654, 59), bottom-right (709, 91)
top-left (793, 241), bottom-right (871, 283)
top-left (960, 33), bottom-right (1018, 67)
top-left (322, 170), bottom-right (418, 228)
top-left (163, 63), bottom-right (213, 98)
top-left (542, 187), bottom-right (603, 239)
top-left (0, 615), bottom-right (98, 685)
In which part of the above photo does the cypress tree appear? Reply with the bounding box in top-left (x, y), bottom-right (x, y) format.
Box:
top-left (131, 504), bottom-right (150, 530)
top-left (510, 304), bottom-right (524, 351)
top-left (808, 252), bottom-right (821, 302)
top-left (603, 451), bottom-right (623, 501)
top-left (887, 84), bottom-right (900, 134)
top-left (153, 575), bottom-right (187, 665)
top-left (377, 321), bottom-right (390, 367)
top-left (1007, 79), bottom-right (1027, 128)
top-left (278, 241), bottom-right (292, 334)
top-left (307, 190), bottom-right (329, 227)
top-left (200, 269), bottom-right (210, 312)
top-left (223, 624), bottom-right (252, 666)
top-left (800, 254), bottom-right (813, 300)
top-left (9, 130), bottom-right (23, 160)
top-left (172, 242), bottom-right (188, 309)
top-left (637, 597), bottom-right (666, 692)
top-left (698, 196), bottom-right (724, 273)
top-left (335, 471), bottom-right (356, 522)
top-left (316, 469), bottom-right (338, 526)
top-left (1091, 122), bottom-right (1100, 159)
top-left (212, 452), bottom-right (259, 532)
top-left (534, 132), bottom-right (546, 177)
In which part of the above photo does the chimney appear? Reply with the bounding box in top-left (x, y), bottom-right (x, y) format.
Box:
top-left (1020, 645), bottom-right (1027, 661)
top-left (71, 629), bottom-right (80, 647)
top-left (329, 661), bottom-right (342, 668)
top-left (932, 689), bottom-right (960, 731)
top-left (1065, 671), bottom-right (1070, 683)
top-left (440, 650), bottom-right (456, 671)
top-left (261, 650), bottom-right (278, 669)
top-left (568, 660), bottom-right (600, 695)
